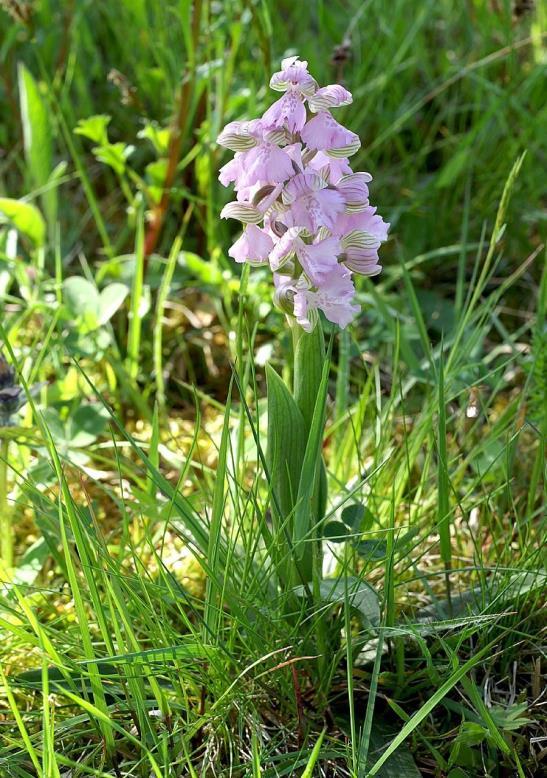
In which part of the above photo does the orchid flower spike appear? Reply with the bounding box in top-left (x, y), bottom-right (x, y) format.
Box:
top-left (217, 56), bottom-right (389, 331)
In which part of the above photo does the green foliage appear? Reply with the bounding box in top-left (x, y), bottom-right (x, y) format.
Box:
top-left (41, 403), bottom-right (109, 465)
top-left (265, 362), bottom-right (306, 535)
top-left (0, 198), bottom-right (45, 247)
top-left (295, 576), bottom-right (380, 628)
top-left (18, 64), bottom-right (56, 232)
top-left (63, 277), bottom-right (128, 332)
top-left (74, 114), bottom-right (112, 145)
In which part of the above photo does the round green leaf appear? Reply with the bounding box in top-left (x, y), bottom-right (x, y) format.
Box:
top-left (323, 521), bottom-right (349, 542)
top-left (341, 503), bottom-right (375, 531)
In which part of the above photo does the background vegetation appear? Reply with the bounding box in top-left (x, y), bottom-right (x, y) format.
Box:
top-left (0, 0), bottom-right (545, 776)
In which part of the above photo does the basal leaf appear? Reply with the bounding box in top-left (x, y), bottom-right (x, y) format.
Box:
top-left (295, 576), bottom-right (380, 627)
top-left (265, 363), bottom-right (306, 525)
top-left (293, 324), bottom-right (325, 431)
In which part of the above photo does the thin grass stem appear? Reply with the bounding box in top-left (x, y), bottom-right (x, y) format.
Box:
top-left (0, 436), bottom-right (12, 571)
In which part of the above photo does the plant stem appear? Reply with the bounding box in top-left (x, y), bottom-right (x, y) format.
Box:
top-left (127, 209), bottom-right (145, 381)
top-left (437, 350), bottom-right (453, 616)
top-left (154, 234), bottom-right (183, 411)
top-left (334, 328), bottom-right (350, 451)
top-left (0, 437), bottom-right (13, 571)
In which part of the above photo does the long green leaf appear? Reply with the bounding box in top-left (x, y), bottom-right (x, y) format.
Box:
top-left (301, 728), bottom-right (326, 778)
top-left (18, 63), bottom-right (56, 230)
top-left (265, 363), bottom-right (306, 523)
top-left (293, 324), bottom-right (325, 432)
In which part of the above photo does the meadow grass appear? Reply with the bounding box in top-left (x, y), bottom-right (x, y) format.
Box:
top-left (0, 1), bottom-right (545, 775)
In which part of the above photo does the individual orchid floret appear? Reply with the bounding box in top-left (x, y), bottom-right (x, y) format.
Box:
top-left (229, 224), bottom-right (274, 265)
top-left (239, 142), bottom-right (296, 187)
top-left (293, 266), bottom-right (360, 332)
top-left (296, 237), bottom-right (342, 286)
top-left (334, 206), bottom-right (390, 244)
top-left (306, 151), bottom-right (353, 184)
top-left (336, 172), bottom-right (372, 211)
top-left (282, 172), bottom-right (345, 232)
top-left (217, 120), bottom-right (260, 151)
top-left (333, 207), bottom-right (390, 276)
top-left (217, 55), bottom-right (389, 331)
top-left (219, 129), bottom-right (295, 191)
top-left (262, 91), bottom-right (307, 133)
top-left (220, 201), bottom-right (263, 224)
top-left (269, 226), bottom-right (341, 287)
top-left (301, 111), bottom-right (361, 156)
top-left (308, 84), bottom-right (352, 112)
top-left (341, 230), bottom-right (383, 276)
top-left (269, 56), bottom-right (317, 96)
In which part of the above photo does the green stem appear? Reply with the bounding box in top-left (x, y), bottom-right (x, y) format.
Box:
top-left (0, 437), bottom-right (13, 571)
top-left (154, 235), bottom-right (183, 412)
top-left (334, 328), bottom-right (350, 451)
top-left (127, 208), bottom-right (145, 381)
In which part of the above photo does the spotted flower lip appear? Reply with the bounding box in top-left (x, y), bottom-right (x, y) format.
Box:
top-left (262, 92), bottom-right (307, 133)
top-left (282, 172), bottom-right (325, 205)
top-left (217, 56), bottom-right (389, 330)
top-left (237, 142), bottom-right (296, 188)
top-left (283, 185), bottom-right (345, 234)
